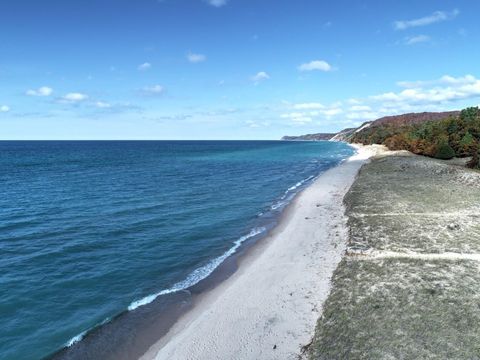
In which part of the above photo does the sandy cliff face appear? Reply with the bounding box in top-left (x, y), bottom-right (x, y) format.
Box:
top-left (329, 128), bottom-right (357, 142)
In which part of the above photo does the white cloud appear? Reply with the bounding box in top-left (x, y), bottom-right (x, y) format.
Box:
top-left (372, 75), bottom-right (480, 105)
top-left (347, 98), bottom-right (362, 105)
top-left (138, 62), bottom-right (152, 71)
top-left (405, 34), bottom-right (431, 45)
top-left (187, 53), bottom-right (207, 63)
top-left (346, 111), bottom-right (380, 120)
top-left (281, 112), bottom-right (313, 124)
top-left (350, 105), bottom-right (372, 112)
top-left (1, 105), bottom-right (10, 112)
top-left (440, 74), bottom-right (476, 84)
top-left (282, 103), bottom-right (343, 125)
top-left (298, 60), bottom-right (333, 72)
top-left (206, 0), bottom-right (227, 7)
top-left (282, 74), bottom-right (480, 127)
top-left (142, 85), bottom-right (165, 95)
top-left (95, 101), bottom-right (112, 109)
top-left (251, 71), bottom-right (270, 83)
top-left (323, 108), bottom-right (343, 117)
top-left (60, 93), bottom-right (89, 103)
top-left (293, 103), bottom-right (325, 110)
top-left (394, 9), bottom-right (459, 30)
top-left (26, 86), bottom-right (53, 97)
top-left (397, 74), bottom-right (477, 88)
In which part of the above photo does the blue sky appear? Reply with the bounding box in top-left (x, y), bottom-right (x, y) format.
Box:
top-left (1, 0), bottom-right (479, 140)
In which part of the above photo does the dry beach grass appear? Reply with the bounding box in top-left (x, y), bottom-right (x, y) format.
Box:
top-left (309, 151), bottom-right (480, 359)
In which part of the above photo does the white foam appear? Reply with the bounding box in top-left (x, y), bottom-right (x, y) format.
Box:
top-left (271, 201), bottom-right (286, 210)
top-left (288, 181), bottom-right (303, 192)
top-left (128, 170), bottom-right (335, 312)
top-left (66, 331), bottom-right (87, 347)
top-left (128, 227), bottom-right (266, 311)
top-left (283, 175), bottom-right (315, 197)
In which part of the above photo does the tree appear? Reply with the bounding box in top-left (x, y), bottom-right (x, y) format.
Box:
top-left (435, 141), bottom-right (456, 160)
top-left (459, 131), bottom-right (475, 156)
top-left (467, 143), bottom-right (480, 169)
top-left (460, 107), bottom-right (480, 122)
top-left (384, 133), bottom-right (410, 151)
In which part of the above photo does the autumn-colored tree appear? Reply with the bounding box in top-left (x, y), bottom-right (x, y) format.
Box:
top-left (466, 140), bottom-right (480, 168)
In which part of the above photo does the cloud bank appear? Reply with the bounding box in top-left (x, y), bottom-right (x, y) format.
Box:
top-left (281, 74), bottom-right (480, 127)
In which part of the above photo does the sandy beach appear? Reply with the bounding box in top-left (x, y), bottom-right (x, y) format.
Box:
top-left (140, 145), bottom-right (376, 360)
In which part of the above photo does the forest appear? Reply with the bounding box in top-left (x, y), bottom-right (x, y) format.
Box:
top-left (350, 107), bottom-right (480, 168)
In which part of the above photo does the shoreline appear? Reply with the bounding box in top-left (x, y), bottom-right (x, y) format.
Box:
top-left (49, 142), bottom-right (356, 360)
top-left (140, 144), bottom-right (378, 360)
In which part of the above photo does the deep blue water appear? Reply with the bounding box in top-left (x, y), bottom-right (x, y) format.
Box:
top-left (0, 140), bottom-right (354, 360)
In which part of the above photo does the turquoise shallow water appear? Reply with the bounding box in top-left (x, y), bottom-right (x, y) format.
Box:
top-left (0, 140), bottom-right (354, 360)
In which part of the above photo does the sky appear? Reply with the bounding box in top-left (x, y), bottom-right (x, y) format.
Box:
top-left (1, 0), bottom-right (479, 140)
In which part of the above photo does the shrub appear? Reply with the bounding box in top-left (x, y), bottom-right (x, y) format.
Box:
top-left (460, 132), bottom-right (474, 145)
top-left (435, 141), bottom-right (456, 160)
top-left (384, 134), bottom-right (410, 151)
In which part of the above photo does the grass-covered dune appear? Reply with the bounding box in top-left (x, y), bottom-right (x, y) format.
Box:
top-left (308, 152), bottom-right (480, 359)
top-left (350, 107), bottom-right (480, 168)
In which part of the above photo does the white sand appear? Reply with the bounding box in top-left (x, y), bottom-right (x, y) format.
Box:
top-left (141, 145), bottom-right (376, 360)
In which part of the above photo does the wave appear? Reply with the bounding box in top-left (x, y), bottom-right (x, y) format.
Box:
top-left (66, 168), bottom-right (331, 348)
top-left (269, 174), bottom-right (318, 212)
top-left (127, 226), bottom-right (266, 311)
top-left (270, 202), bottom-right (286, 210)
top-left (66, 331), bottom-right (87, 347)
top-left (65, 316), bottom-right (112, 348)
top-left (283, 175), bottom-right (315, 197)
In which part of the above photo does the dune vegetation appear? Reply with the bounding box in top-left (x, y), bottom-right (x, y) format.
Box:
top-left (309, 153), bottom-right (480, 359)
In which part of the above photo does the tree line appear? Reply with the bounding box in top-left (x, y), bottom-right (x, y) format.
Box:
top-left (350, 107), bottom-right (480, 168)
